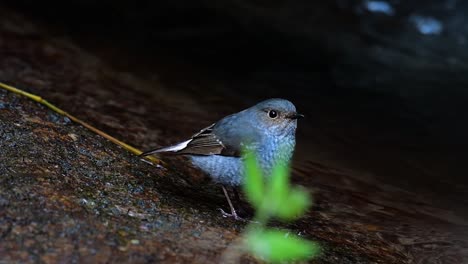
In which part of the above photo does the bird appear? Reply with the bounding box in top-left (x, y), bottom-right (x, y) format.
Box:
top-left (140, 98), bottom-right (303, 220)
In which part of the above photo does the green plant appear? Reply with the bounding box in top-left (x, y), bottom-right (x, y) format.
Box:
top-left (241, 150), bottom-right (320, 262)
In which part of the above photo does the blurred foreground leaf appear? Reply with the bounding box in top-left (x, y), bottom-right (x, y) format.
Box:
top-left (241, 148), bottom-right (320, 262)
top-left (267, 160), bottom-right (290, 206)
top-left (243, 151), bottom-right (265, 208)
top-left (275, 188), bottom-right (311, 221)
top-left (246, 230), bottom-right (320, 263)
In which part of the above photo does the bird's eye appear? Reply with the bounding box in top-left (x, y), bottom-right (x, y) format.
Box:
top-left (268, 110), bottom-right (278, 119)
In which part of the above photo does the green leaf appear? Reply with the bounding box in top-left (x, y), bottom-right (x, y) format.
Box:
top-left (242, 150), bottom-right (265, 208)
top-left (268, 161), bottom-right (290, 206)
top-left (262, 161), bottom-right (310, 221)
top-left (246, 230), bottom-right (320, 262)
top-left (275, 188), bottom-right (311, 221)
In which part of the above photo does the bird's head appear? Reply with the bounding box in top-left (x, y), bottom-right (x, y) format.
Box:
top-left (247, 98), bottom-right (303, 138)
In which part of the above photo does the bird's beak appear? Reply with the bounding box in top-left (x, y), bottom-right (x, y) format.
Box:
top-left (289, 113), bottom-right (305, 119)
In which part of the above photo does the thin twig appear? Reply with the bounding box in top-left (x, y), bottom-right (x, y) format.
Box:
top-left (0, 81), bottom-right (164, 166)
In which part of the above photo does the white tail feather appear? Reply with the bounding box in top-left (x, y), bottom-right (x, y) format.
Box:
top-left (158, 139), bottom-right (192, 152)
top-left (140, 139), bottom-right (192, 157)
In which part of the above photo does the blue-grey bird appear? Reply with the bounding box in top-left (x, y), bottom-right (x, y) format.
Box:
top-left (140, 98), bottom-right (303, 219)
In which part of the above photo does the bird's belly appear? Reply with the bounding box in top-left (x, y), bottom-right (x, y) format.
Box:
top-left (189, 155), bottom-right (244, 186)
top-left (189, 136), bottom-right (295, 186)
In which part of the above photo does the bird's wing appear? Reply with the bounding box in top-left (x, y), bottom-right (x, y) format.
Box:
top-left (140, 123), bottom-right (242, 157)
top-left (176, 123), bottom-right (229, 155)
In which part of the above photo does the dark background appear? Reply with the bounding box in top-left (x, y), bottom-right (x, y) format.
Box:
top-left (6, 0), bottom-right (468, 140)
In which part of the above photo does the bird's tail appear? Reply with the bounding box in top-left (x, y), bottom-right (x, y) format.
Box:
top-left (139, 139), bottom-right (192, 157)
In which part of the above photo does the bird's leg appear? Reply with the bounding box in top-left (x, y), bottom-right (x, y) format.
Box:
top-left (232, 187), bottom-right (260, 220)
top-left (231, 186), bottom-right (247, 216)
top-left (219, 185), bottom-right (244, 221)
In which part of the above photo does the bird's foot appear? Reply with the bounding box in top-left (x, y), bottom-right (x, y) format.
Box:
top-left (219, 208), bottom-right (245, 221)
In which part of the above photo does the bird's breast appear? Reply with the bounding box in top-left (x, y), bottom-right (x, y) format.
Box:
top-left (256, 135), bottom-right (296, 176)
